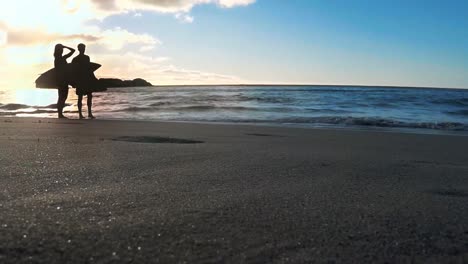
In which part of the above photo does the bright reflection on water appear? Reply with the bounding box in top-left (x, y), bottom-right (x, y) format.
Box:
top-left (12, 89), bottom-right (60, 106)
top-left (0, 88), bottom-right (77, 117)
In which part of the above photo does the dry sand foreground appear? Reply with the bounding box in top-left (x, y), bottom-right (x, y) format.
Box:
top-left (1, 117), bottom-right (468, 263)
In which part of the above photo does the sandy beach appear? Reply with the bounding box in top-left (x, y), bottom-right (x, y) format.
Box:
top-left (1, 117), bottom-right (468, 263)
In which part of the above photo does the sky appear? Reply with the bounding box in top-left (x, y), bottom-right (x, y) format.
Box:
top-left (0, 0), bottom-right (467, 89)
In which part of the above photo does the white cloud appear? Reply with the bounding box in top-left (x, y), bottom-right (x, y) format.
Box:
top-left (217, 0), bottom-right (256, 8)
top-left (0, 0), bottom-right (255, 48)
top-left (7, 30), bottom-right (99, 46)
top-left (95, 52), bottom-right (243, 85)
top-left (175, 13), bottom-right (195, 23)
top-left (96, 27), bottom-right (161, 51)
top-left (0, 0), bottom-right (254, 89)
top-left (0, 31), bottom-right (6, 46)
top-left (139, 45), bottom-right (156, 52)
top-left (89, 0), bottom-right (256, 13)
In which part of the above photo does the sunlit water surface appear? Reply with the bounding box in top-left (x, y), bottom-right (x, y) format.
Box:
top-left (1, 86), bottom-right (468, 134)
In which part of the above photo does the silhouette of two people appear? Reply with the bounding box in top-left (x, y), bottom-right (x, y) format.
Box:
top-left (54, 43), bottom-right (96, 119)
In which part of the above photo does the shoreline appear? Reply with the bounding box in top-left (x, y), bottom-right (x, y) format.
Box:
top-left (4, 116), bottom-right (468, 137)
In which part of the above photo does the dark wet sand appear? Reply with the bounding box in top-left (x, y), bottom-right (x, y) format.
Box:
top-left (1, 117), bottom-right (468, 263)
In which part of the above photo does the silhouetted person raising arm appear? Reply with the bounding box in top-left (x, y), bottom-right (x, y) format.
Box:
top-left (72, 43), bottom-right (96, 119)
top-left (54, 44), bottom-right (75, 118)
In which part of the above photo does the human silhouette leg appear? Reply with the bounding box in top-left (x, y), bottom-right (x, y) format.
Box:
top-left (57, 86), bottom-right (68, 118)
top-left (78, 94), bottom-right (84, 119)
top-left (87, 93), bottom-right (94, 119)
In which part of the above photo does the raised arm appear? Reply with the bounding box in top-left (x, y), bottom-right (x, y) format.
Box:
top-left (62, 46), bottom-right (76, 60)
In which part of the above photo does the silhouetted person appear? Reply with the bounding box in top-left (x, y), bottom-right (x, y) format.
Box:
top-left (54, 44), bottom-right (75, 118)
top-left (72, 43), bottom-right (96, 119)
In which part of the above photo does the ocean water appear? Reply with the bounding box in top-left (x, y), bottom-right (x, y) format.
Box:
top-left (1, 86), bottom-right (468, 133)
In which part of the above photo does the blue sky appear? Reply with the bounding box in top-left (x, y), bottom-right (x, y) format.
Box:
top-left (1, 0), bottom-right (467, 88)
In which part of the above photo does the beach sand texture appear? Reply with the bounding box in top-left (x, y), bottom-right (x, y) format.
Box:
top-left (1, 117), bottom-right (468, 263)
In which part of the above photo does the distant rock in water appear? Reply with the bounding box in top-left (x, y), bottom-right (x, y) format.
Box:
top-left (99, 78), bottom-right (153, 88)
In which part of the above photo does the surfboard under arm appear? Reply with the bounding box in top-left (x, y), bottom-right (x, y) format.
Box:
top-left (35, 62), bottom-right (102, 89)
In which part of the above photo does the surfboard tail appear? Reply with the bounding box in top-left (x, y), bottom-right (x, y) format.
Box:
top-left (35, 69), bottom-right (59, 89)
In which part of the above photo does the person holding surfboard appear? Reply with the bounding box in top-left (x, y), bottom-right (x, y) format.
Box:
top-left (72, 43), bottom-right (97, 119)
top-left (54, 44), bottom-right (75, 118)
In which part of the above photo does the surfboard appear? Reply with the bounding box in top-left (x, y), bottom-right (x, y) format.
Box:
top-left (35, 62), bottom-right (101, 89)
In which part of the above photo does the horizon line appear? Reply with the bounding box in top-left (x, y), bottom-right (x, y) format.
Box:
top-left (150, 83), bottom-right (468, 90)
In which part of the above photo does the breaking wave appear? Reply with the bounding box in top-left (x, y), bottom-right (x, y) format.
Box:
top-left (186, 116), bottom-right (467, 131)
top-left (0, 103), bottom-right (31, 110)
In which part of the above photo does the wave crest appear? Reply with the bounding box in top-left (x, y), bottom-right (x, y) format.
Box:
top-left (198, 116), bottom-right (467, 131)
top-left (0, 103), bottom-right (31, 110)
